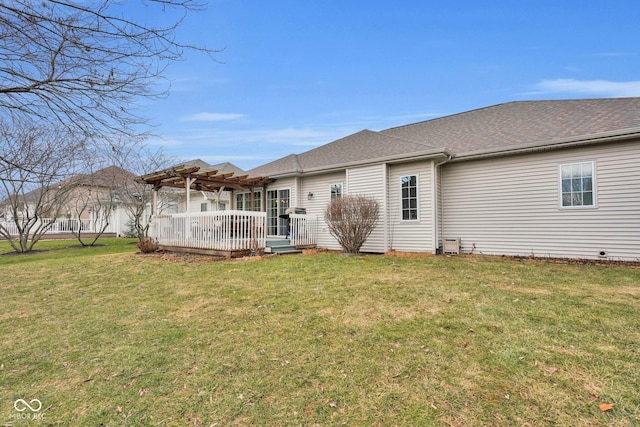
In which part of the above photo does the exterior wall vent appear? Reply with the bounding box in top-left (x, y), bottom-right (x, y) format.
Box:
top-left (443, 238), bottom-right (461, 255)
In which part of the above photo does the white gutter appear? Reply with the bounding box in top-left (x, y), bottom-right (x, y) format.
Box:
top-left (264, 149), bottom-right (452, 179)
top-left (431, 155), bottom-right (452, 254)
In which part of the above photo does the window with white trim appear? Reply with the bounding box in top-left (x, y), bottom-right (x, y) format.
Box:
top-left (235, 191), bottom-right (262, 211)
top-left (560, 161), bottom-right (595, 207)
top-left (330, 183), bottom-right (343, 200)
top-left (401, 175), bottom-right (418, 220)
top-left (200, 202), bottom-right (208, 212)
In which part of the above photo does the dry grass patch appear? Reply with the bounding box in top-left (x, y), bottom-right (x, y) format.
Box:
top-left (617, 286), bottom-right (640, 296)
top-left (0, 241), bottom-right (638, 425)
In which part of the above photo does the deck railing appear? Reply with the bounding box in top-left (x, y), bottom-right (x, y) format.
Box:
top-left (0, 221), bottom-right (19, 236)
top-left (0, 217), bottom-right (115, 236)
top-left (151, 210), bottom-right (267, 252)
top-left (289, 214), bottom-right (318, 247)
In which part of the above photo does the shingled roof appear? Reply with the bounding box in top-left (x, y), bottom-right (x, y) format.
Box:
top-left (1, 165), bottom-right (137, 206)
top-left (249, 97), bottom-right (640, 177)
top-left (176, 159), bottom-right (247, 177)
top-left (249, 130), bottom-right (444, 176)
top-left (382, 97), bottom-right (640, 156)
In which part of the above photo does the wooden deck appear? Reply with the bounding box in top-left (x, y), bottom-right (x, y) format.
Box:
top-left (151, 211), bottom-right (266, 256)
top-left (150, 211), bottom-right (318, 258)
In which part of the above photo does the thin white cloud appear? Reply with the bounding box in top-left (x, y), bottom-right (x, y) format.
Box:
top-left (534, 79), bottom-right (640, 97)
top-left (158, 126), bottom-right (345, 149)
top-left (253, 127), bottom-right (324, 141)
top-left (146, 136), bottom-right (185, 148)
top-left (152, 119), bottom-right (364, 169)
top-left (198, 126), bottom-right (348, 146)
top-left (198, 154), bottom-right (266, 164)
top-left (592, 52), bottom-right (630, 57)
top-left (182, 112), bottom-right (245, 122)
top-left (387, 112), bottom-right (442, 123)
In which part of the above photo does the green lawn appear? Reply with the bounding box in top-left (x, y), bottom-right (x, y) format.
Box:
top-left (1, 239), bottom-right (638, 426)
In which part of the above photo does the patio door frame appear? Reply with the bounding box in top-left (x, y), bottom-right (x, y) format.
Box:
top-left (266, 188), bottom-right (291, 236)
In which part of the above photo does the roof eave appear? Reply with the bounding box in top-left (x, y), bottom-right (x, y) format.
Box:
top-left (264, 149), bottom-right (451, 177)
top-left (452, 128), bottom-right (640, 162)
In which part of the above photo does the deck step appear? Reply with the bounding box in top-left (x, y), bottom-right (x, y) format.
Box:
top-left (265, 239), bottom-right (302, 255)
top-left (270, 247), bottom-right (302, 255)
top-left (266, 239), bottom-right (292, 247)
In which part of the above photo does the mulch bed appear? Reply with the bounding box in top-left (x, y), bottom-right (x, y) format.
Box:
top-left (135, 251), bottom-right (276, 263)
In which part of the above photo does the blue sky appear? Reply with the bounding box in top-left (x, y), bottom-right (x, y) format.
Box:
top-left (138, 0), bottom-right (640, 171)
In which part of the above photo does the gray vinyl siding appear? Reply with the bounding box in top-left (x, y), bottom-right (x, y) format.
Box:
top-left (346, 164), bottom-right (387, 252)
top-left (299, 171), bottom-right (346, 250)
top-left (187, 192), bottom-right (207, 212)
top-left (441, 140), bottom-right (640, 261)
top-left (270, 177), bottom-right (297, 202)
top-left (388, 161), bottom-right (434, 252)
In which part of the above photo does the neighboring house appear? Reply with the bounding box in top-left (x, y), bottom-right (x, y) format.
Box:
top-left (76, 166), bottom-right (137, 233)
top-left (2, 156), bottom-right (247, 239)
top-left (2, 165), bottom-right (138, 237)
top-left (244, 98), bottom-right (640, 261)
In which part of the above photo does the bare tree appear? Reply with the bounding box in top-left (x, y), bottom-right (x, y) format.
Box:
top-left (0, 0), bottom-right (217, 168)
top-left (114, 146), bottom-right (176, 241)
top-left (0, 119), bottom-right (83, 252)
top-left (66, 164), bottom-right (136, 246)
top-left (0, 1), bottom-right (216, 249)
top-left (324, 195), bottom-right (380, 254)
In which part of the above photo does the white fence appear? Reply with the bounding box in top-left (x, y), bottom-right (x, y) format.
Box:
top-left (289, 214), bottom-right (318, 247)
top-left (151, 210), bottom-right (267, 252)
top-left (0, 218), bottom-right (116, 236)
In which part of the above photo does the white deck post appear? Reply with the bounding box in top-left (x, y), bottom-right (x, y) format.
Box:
top-left (151, 187), bottom-right (158, 215)
top-left (185, 177), bottom-right (196, 239)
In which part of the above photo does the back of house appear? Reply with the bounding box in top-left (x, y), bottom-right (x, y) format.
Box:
top-left (248, 97), bottom-right (640, 261)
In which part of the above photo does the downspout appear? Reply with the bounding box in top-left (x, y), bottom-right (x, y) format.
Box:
top-left (296, 176), bottom-right (302, 208)
top-left (432, 155), bottom-right (452, 254)
top-left (383, 163), bottom-right (390, 252)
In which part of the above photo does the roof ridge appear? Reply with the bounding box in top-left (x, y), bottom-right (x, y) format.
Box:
top-left (382, 97), bottom-right (640, 134)
top-left (381, 101), bottom-right (517, 133)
